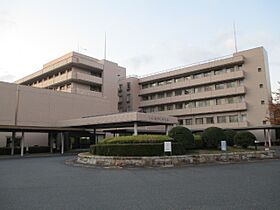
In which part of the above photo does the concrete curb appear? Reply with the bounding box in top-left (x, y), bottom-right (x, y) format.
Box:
top-left (76, 150), bottom-right (276, 168)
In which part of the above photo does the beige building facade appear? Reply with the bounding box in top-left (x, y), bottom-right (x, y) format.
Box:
top-left (0, 46), bottom-right (274, 149)
top-left (119, 47), bottom-right (272, 134)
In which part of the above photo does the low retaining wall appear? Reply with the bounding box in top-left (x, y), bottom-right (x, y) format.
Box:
top-left (77, 150), bottom-right (276, 167)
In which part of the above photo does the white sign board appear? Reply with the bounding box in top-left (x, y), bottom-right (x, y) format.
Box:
top-left (221, 141), bottom-right (227, 151)
top-left (164, 141), bottom-right (172, 152)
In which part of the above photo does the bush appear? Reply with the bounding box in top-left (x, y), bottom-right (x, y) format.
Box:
top-left (90, 143), bottom-right (186, 156)
top-left (0, 146), bottom-right (50, 155)
top-left (99, 135), bottom-right (171, 144)
top-left (202, 127), bottom-right (226, 148)
top-left (234, 131), bottom-right (256, 148)
top-left (224, 129), bottom-right (237, 146)
top-left (193, 134), bottom-right (204, 149)
top-left (168, 126), bottom-right (194, 147)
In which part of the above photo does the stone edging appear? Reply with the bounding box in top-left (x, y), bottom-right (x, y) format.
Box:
top-left (77, 150), bottom-right (276, 167)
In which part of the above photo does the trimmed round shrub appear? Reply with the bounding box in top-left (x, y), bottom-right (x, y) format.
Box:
top-left (202, 127), bottom-right (226, 148)
top-left (234, 131), bottom-right (256, 148)
top-left (168, 126), bottom-right (194, 147)
top-left (224, 129), bottom-right (237, 146)
top-left (193, 134), bottom-right (204, 149)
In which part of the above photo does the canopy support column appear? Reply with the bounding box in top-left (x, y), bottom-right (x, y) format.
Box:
top-left (20, 132), bottom-right (24, 157)
top-left (165, 125), bottom-right (169, 135)
top-left (61, 133), bottom-right (64, 155)
top-left (11, 132), bottom-right (15, 156)
top-left (133, 122), bottom-right (138, 136)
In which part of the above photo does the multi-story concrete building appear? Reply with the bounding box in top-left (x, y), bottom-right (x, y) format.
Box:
top-left (16, 51), bottom-right (126, 113)
top-left (119, 47), bottom-right (272, 134)
top-left (0, 46), bottom-right (275, 152)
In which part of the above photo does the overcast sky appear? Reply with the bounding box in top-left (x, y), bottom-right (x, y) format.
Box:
top-left (0, 0), bottom-right (279, 91)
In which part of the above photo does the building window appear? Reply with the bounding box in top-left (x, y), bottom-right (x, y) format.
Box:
top-left (175, 77), bottom-right (184, 83)
top-left (151, 82), bottom-right (157, 87)
top-left (185, 119), bottom-right (192, 125)
top-left (193, 73), bottom-right (204, 79)
top-left (217, 116), bottom-right (227, 123)
top-left (258, 67), bottom-right (262, 72)
top-left (263, 120), bottom-right (267, 125)
top-left (204, 85), bottom-right (212, 92)
top-left (142, 84), bottom-right (149, 89)
top-left (175, 103), bottom-right (183, 109)
top-left (166, 91), bottom-right (173, 97)
top-left (142, 96), bottom-right (148, 101)
top-left (215, 83), bottom-right (224, 90)
top-left (127, 82), bottom-right (131, 91)
top-left (238, 80), bottom-right (244, 86)
top-left (118, 84), bottom-right (123, 92)
top-left (175, 89), bottom-right (182, 96)
top-left (90, 85), bottom-right (102, 92)
top-left (206, 117), bottom-right (214, 124)
top-left (158, 81), bottom-right (165, 86)
top-left (227, 97), bottom-right (235, 104)
top-left (240, 114), bottom-right (247, 122)
top-left (150, 94), bottom-right (156, 100)
top-left (204, 71), bottom-right (212, 77)
top-left (216, 98), bottom-right (223, 105)
top-left (259, 84), bottom-right (263, 88)
top-left (261, 100), bottom-right (265, 105)
top-left (195, 87), bottom-right (203, 93)
top-left (226, 81), bottom-right (236, 88)
top-left (229, 115), bottom-right (238, 123)
top-left (167, 104), bottom-right (173, 110)
top-left (166, 79), bottom-right (173, 84)
top-left (189, 102), bottom-right (196, 108)
top-left (157, 92), bottom-right (165, 99)
top-left (158, 105), bottom-right (165, 111)
top-left (214, 69), bottom-right (227, 75)
top-left (227, 67), bottom-right (235, 72)
top-left (195, 118), bottom-right (203, 125)
top-left (91, 71), bottom-right (102, 77)
top-left (178, 119), bottom-right (184, 125)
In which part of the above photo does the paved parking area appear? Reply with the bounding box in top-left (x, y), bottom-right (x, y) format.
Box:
top-left (0, 156), bottom-right (279, 210)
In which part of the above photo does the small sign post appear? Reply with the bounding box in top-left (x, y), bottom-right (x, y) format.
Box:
top-left (164, 141), bottom-right (172, 155)
top-left (221, 141), bottom-right (227, 151)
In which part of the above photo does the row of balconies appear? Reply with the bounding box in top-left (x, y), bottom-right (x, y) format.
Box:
top-left (43, 54), bottom-right (103, 74)
top-left (154, 102), bottom-right (247, 116)
top-left (139, 86), bottom-right (246, 107)
top-left (32, 72), bottom-right (102, 88)
top-left (139, 70), bottom-right (245, 95)
top-left (185, 121), bottom-right (248, 130)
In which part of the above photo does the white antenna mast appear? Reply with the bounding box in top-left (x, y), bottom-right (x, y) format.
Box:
top-left (104, 32), bottom-right (107, 60)
top-left (233, 22), bottom-right (238, 53)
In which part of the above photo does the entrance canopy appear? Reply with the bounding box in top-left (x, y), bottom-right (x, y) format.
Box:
top-left (57, 112), bottom-right (178, 129)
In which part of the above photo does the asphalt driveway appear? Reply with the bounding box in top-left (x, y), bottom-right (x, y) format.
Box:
top-left (0, 156), bottom-right (279, 210)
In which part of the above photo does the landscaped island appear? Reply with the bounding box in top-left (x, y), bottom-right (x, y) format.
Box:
top-left (76, 126), bottom-right (276, 167)
top-left (90, 126), bottom-right (259, 156)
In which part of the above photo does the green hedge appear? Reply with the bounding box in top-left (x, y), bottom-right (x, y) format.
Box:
top-left (224, 129), bottom-right (237, 146)
top-left (168, 126), bottom-right (194, 146)
top-left (0, 146), bottom-right (50, 155)
top-left (234, 131), bottom-right (256, 148)
top-left (99, 135), bottom-right (172, 144)
top-left (193, 134), bottom-right (204, 149)
top-left (202, 127), bottom-right (226, 148)
top-left (90, 143), bottom-right (187, 156)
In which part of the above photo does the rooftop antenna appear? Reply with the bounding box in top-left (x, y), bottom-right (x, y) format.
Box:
top-left (104, 32), bottom-right (107, 60)
top-left (233, 22), bottom-right (238, 53)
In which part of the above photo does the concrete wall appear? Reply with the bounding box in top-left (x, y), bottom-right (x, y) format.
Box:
top-left (0, 81), bottom-right (114, 146)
